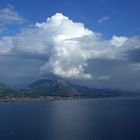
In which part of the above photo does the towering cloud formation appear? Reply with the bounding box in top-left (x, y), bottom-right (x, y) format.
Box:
top-left (37, 13), bottom-right (93, 79)
top-left (0, 13), bottom-right (140, 79)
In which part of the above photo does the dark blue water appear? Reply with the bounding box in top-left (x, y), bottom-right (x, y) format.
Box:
top-left (0, 97), bottom-right (140, 140)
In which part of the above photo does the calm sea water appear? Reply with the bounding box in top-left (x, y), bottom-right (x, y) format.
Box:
top-left (0, 97), bottom-right (140, 140)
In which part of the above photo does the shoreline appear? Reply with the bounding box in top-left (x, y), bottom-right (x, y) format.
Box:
top-left (0, 96), bottom-right (86, 104)
top-left (0, 95), bottom-right (138, 104)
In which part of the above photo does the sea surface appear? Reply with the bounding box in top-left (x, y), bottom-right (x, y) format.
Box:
top-left (0, 97), bottom-right (140, 140)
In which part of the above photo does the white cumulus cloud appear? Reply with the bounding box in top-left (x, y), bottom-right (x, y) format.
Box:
top-left (111, 35), bottom-right (128, 47)
top-left (0, 13), bottom-right (140, 79)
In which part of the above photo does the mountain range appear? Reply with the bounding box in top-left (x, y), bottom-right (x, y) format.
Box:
top-left (0, 79), bottom-right (135, 99)
top-left (21, 79), bottom-right (133, 98)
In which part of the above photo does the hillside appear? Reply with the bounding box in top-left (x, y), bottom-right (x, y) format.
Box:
top-left (22, 79), bottom-right (133, 97)
top-left (0, 83), bottom-right (17, 97)
top-left (22, 79), bottom-right (78, 97)
top-left (0, 79), bottom-right (134, 100)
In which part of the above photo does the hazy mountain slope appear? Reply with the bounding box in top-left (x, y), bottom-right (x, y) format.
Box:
top-left (22, 79), bottom-right (133, 97)
top-left (0, 83), bottom-right (17, 97)
top-left (22, 79), bottom-right (78, 96)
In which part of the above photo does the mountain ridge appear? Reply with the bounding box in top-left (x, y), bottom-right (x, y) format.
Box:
top-left (21, 79), bottom-right (134, 97)
top-left (0, 79), bottom-right (136, 99)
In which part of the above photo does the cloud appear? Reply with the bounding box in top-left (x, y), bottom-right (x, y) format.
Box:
top-left (98, 16), bottom-right (110, 23)
top-left (126, 47), bottom-right (140, 62)
top-left (37, 13), bottom-right (93, 79)
top-left (0, 13), bottom-right (140, 80)
top-left (111, 35), bottom-right (128, 47)
top-left (0, 4), bottom-right (25, 27)
top-left (96, 75), bottom-right (111, 81)
top-left (131, 63), bottom-right (140, 71)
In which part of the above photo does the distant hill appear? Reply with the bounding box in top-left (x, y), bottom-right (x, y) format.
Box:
top-left (0, 83), bottom-right (17, 97)
top-left (22, 79), bottom-right (133, 97)
top-left (22, 79), bottom-right (78, 97)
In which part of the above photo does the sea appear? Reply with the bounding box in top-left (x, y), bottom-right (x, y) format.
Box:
top-left (0, 97), bottom-right (140, 140)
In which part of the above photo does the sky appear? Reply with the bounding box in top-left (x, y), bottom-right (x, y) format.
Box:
top-left (0, 0), bottom-right (140, 91)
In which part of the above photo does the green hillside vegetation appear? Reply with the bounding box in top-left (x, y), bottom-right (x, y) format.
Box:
top-left (0, 83), bottom-right (17, 97)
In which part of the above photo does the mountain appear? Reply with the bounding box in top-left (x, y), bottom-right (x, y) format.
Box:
top-left (22, 79), bottom-right (78, 97)
top-left (22, 79), bottom-right (133, 97)
top-left (0, 83), bottom-right (17, 97)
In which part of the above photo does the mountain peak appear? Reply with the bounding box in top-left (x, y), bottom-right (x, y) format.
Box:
top-left (53, 79), bottom-right (69, 87)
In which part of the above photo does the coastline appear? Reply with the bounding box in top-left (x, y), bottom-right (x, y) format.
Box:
top-left (0, 95), bottom-right (138, 104)
top-left (0, 96), bottom-right (83, 104)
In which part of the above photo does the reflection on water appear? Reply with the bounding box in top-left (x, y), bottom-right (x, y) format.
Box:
top-left (0, 98), bottom-right (140, 140)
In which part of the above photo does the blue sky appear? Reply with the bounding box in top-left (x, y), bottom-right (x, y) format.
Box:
top-left (0, 0), bottom-right (140, 91)
top-left (0, 0), bottom-right (140, 37)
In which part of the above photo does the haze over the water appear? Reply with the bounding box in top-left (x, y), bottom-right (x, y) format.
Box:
top-left (0, 0), bottom-right (140, 91)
